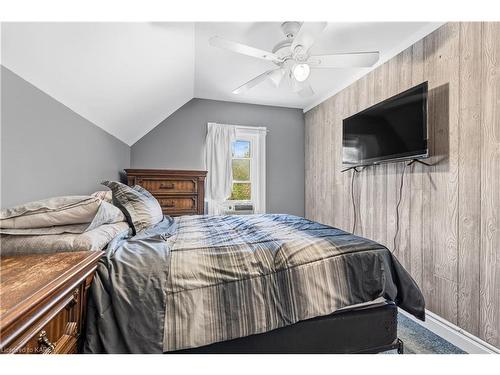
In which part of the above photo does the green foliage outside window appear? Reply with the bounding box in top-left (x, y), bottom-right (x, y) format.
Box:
top-left (232, 159), bottom-right (250, 181)
top-left (230, 183), bottom-right (251, 200)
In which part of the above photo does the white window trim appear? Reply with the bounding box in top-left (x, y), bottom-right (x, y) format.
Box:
top-left (227, 126), bottom-right (267, 214)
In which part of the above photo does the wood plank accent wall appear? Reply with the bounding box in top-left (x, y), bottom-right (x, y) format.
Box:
top-left (304, 22), bottom-right (500, 348)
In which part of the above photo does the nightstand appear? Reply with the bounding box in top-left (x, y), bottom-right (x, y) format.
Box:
top-left (0, 251), bottom-right (103, 354)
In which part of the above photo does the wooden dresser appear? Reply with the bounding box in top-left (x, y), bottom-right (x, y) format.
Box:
top-left (0, 251), bottom-right (103, 354)
top-left (125, 169), bottom-right (207, 216)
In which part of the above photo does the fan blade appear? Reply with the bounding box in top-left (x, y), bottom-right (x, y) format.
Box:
top-left (209, 36), bottom-right (282, 63)
top-left (267, 68), bottom-right (286, 87)
top-left (232, 69), bottom-right (280, 94)
top-left (308, 51), bottom-right (380, 68)
top-left (291, 22), bottom-right (327, 55)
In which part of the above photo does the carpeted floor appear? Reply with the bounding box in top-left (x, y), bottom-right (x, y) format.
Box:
top-left (385, 314), bottom-right (466, 354)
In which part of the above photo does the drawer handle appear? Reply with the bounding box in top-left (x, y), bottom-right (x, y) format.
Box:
top-left (160, 183), bottom-right (175, 189)
top-left (65, 322), bottom-right (78, 337)
top-left (37, 330), bottom-right (55, 353)
top-left (65, 288), bottom-right (79, 310)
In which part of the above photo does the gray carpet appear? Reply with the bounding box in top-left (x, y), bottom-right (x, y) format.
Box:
top-left (385, 314), bottom-right (466, 354)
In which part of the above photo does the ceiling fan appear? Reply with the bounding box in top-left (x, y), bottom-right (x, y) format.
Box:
top-left (209, 22), bottom-right (380, 97)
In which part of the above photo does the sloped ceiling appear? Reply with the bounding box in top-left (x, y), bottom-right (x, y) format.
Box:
top-left (1, 22), bottom-right (195, 145)
top-left (1, 22), bottom-right (443, 145)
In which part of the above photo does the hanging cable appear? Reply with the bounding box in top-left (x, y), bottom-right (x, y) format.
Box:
top-left (351, 168), bottom-right (357, 233)
top-left (393, 162), bottom-right (409, 254)
top-left (350, 167), bottom-right (364, 234)
top-left (350, 168), bottom-right (355, 233)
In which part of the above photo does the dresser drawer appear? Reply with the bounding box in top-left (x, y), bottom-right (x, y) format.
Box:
top-left (157, 196), bottom-right (197, 214)
top-left (126, 169), bottom-right (207, 216)
top-left (22, 288), bottom-right (81, 354)
top-left (136, 177), bottom-right (197, 194)
top-left (0, 251), bottom-right (102, 355)
top-left (2, 284), bottom-right (82, 354)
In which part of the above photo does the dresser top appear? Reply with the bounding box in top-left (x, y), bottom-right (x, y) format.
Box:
top-left (0, 251), bottom-right (102, 329)
top-left (125, 168), bottom-right (207, 177)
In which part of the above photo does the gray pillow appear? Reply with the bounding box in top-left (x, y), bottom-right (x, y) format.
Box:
top-left (0, 195), bottom-right (101, 229)
top-left (0, 221), bottom-right (130, 256)
top-left (91, 190), bottom-right (113, 203)
top-left (0, 201), bottom-right (125, 235)
top-left (101, 180), bottom-right (163, 234)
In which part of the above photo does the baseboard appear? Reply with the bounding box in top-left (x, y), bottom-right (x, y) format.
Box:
top-left (398, 308), bottom-right (500, 354)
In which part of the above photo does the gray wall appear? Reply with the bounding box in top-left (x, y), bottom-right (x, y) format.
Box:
top-left (131, 98), bottom-right (305, 216)
top-left (1, 69), bottom-right (304, 215)
top-left (1, 66), bottom-right (130, 208)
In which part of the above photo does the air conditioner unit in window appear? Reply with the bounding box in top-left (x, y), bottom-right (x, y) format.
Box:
top-left (223, 203), bottom-right (254, 215)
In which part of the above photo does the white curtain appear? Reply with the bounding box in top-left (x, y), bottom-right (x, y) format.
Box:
top-left (205, 123), bottom-right (236, 215)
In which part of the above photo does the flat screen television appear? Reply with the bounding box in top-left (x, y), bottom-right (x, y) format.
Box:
top-left (342, 81), bottom-right (428, 167)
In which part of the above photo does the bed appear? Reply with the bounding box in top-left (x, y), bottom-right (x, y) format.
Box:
top-left (83, 214), bottom-right (425, 354)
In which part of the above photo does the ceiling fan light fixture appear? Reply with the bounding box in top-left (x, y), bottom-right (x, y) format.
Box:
top-left (292, 63), bottom-right (310, 82)
top-left (267, 68), bottom-right (286, 87)
top-left (209, 22), bottom-right (380, 97)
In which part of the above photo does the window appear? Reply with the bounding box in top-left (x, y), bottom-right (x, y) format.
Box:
top-left (227, 127), bottom-right (266, 213)
top-left (230, 140), bottom-right (252, 200)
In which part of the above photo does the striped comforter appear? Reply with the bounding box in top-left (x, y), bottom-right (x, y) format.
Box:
top-left (83, 214), bottom-right (425, 353)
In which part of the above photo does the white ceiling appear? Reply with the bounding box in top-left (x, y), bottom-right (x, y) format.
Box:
top-left (1, 22), bottom-right (443, 145)
top-left (1, 22), bottom-right (195, 145)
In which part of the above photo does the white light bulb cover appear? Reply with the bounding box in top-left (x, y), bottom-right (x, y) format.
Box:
top-left (267, 68), bottom-right (286, 87)
top-left (292, 63), bottom-right (310, 82)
